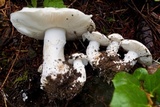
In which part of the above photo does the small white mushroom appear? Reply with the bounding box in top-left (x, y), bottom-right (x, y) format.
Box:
top-left (121, 39), bottom-right (152, 66)
top-left (10, 7), bottom-right (95, 100)
top-left (82, 31), bottom-right (110, 66)
top-left (106, 33), bottom-right (124, 56)
top-left (68, 53), bottom-right (88, 84)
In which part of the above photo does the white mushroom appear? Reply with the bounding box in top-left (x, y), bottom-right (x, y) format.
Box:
top-left (10, 7), bottom-right (95, 100)
top-left (68, 53), bottom-right (88, 85)
top-left (106, 33), bottom-right (124, 56)
top-left (82, 31), bottom-right (110, 66)
top-left (121, 39), bottom-right (152, 66)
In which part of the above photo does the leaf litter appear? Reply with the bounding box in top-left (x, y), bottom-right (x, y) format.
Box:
top-left (0, 0), bottom-right (160, 106)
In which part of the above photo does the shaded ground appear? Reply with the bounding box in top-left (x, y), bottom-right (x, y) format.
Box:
top-left (0, 0), bottom-right (160, 107)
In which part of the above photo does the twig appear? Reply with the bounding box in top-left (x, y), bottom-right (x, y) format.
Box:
top-left (67, 0), bottom-right (77, 8)
top-left (151, 12), bottom-right (160, 20)
top-left (0, 50), bottom-right (20, 90)
top-left (0, 90), bottom-right (8, 107)
top-left (150, 3), bottom-right (160, 12)
top-left (129, 0), bottom-right (160, 40)
top-left (0, 33), bottom-right (22, 90)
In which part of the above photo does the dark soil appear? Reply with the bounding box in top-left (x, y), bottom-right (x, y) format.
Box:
top-left (0, 0), bottom-right (160, 107)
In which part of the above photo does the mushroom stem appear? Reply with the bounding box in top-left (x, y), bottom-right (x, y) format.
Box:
top-left (41, 28), bottom-right (67, 85)
top-left (43, 28), bottom-right (66, 61)
top-left (73, 59), bottom-right (86, 83)
top-left (106, 41), bottom-right (120, 56)
top-left (86, 41), bottom-right (101, 65)
top-left (123, 51), bottom-right (138, 66)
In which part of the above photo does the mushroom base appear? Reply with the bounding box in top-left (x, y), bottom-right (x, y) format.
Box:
top-left (43, 67), bottom-right (83, 100)
top-left (93, 51), bottom-right (133, 81)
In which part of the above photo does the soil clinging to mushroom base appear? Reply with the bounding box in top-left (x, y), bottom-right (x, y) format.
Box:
top-left (44, 65), bottom-right (82, 100)
top-left (93, 51), bottom-right (132, 81)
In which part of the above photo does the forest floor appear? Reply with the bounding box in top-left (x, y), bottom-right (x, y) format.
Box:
top-left (0, 0), bottom-right (160, 107)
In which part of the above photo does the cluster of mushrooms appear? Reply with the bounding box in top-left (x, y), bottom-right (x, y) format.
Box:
top-left (10, 7), bottom-right (152, 100)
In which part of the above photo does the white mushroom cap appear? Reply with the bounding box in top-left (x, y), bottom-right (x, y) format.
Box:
top-left (82, 31), bottom-right (110, 46)
top-left (121, 39), bottom-right (152, 66)
top-left (10, 7), bottom-right (95, 40)
top-left (107, 33), bottom-right (124, 42)
top-left (68, 53), bottom-right (88, 66)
